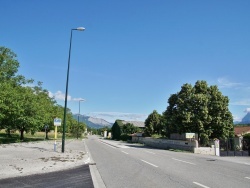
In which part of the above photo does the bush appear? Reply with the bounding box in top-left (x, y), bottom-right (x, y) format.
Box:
top-left (120, 134), bottom-right (130, 141)
top-left (243, 133), bottom-right (250, 139)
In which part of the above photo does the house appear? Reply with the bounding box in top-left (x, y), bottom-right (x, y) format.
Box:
top-left (234, 126), bottom-right (250, 137)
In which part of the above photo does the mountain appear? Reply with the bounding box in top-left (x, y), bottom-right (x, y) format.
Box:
top-left (73, 114), bottom-right (113, 129)
top-left (234, 112), bottom-right (250, 125)
top-left (240, 112), bottom-right (250, 124)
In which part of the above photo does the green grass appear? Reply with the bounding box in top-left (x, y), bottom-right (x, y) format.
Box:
top-left (0, 130), bottom-right (76, 144)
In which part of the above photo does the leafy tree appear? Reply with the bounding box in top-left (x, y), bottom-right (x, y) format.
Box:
top-left (122, 123), bottom-right (140, 135)
top-left (0, 46), bottom-right (19, 80)
top-left (144, 110), bottom-right (163, 136)
top-left (163, 80), bottom-right (234, 143)
top-left (0, 46), bottom-right (86, 140)
top-left (111, 120), bottom-right (123, 140)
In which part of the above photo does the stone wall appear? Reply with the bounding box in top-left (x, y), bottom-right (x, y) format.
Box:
top-left (132, 136), bottom-right (220, 155)
top-left (134, 137), bottom-right (198, 152)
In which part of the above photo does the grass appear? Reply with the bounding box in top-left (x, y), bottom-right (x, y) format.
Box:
top-left (0, 130), bottom-right (76, 144)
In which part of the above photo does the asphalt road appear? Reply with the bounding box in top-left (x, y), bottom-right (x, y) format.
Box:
top-left (85, 135), bottom-right (250, 188)
top-left (0, 165), bottom-right (94, 188)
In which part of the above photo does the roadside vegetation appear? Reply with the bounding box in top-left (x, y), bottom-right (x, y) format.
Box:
top-left (111, 81), bottom-right (234, 146)
top-left (0, 46), bottom-right (86, 142)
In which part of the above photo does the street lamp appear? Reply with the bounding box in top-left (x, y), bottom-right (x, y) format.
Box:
top-left (77, 99), bottom-right (85, 139)
top-left (62, 27), bottom-right (85, 153)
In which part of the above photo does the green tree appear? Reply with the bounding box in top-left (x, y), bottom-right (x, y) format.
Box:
top-left (163, 80), bottom-right (234, 143)
top-left (122, 123), bottom-right (140, 135)
top-left (144, 110), bottom-right (163, 136)
top-left (111, 120), bottom-right (123, 140)
top-left (0, 46), bottom-right (19, 81)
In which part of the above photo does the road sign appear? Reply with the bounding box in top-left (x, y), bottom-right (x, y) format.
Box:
top-left (54, 118), bottom-right (62, 126)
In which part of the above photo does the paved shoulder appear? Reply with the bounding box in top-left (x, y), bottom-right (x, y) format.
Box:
top-left (0, 164), bottom-right (94, 188)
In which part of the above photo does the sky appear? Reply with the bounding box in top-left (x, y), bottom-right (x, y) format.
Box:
top-left (1, 0), bottom-right (250, 123)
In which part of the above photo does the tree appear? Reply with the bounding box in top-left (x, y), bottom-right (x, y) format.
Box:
top-left (163, 80), bottom-right (234, 143)
top-left (144, 110), bottom-right (163, 136)
top-left (122, 123), bottom-right (140, 135)
top-left (111, 120), bottom-right (123, 140)
top-left (0, 46), bottom-right (86, 140)
top-left (0, 46), bottom-right (19, 81)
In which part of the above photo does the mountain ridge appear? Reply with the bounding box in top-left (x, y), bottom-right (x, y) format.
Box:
top-left (235, 112), bottom-right (250, 125)
top-left (73, 114), bottom-right (112, 129)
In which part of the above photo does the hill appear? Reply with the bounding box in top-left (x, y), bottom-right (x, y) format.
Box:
top-left (234, 112), bottom-right (250, 125)
top-left (73, 114), bottom-right (112, 129)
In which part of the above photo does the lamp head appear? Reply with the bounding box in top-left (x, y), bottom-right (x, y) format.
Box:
top-left (76, 27), bottom-right (85, 31)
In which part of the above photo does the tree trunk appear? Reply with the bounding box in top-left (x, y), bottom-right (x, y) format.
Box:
top-left (20, 129), bottom-right (24, 140)
top-left (45, 130), bottom-right (49, 139)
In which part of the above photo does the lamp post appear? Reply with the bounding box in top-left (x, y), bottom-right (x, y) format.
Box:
top-left (62, 27), bottom-right (85, 153)
top-left (77, 99), bottom-right (85, 139)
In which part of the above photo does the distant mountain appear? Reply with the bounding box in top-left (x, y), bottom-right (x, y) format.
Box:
top-left (234, 112), bottom-right (250, 125)
top-left (73, 114), bottom-right (112, 129)
top-left (240, 112), bottom-right (250, 124)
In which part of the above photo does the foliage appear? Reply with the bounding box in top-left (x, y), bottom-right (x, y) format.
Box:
top-left (144, 110), bottom-right (163, 136)
top-left (122, 123), bottom-right (140, 135)
top-left (69, 121), bottom-right (86, 139)
top-left (234, 124), bottom-right (250, 127)
top-left (243, 133), bottom-right (250, 139)
top-left (163, 80), bottom-right (234, 143)
top-left (111, 120), bottom-right (141, 140)
top-left (111, 120), bottom-right (122, 140)
top-left (151, 134), bottom-right (162, 139)
top-left (0, 46), bottom-right (78, 140)
top-left (120, 134), bottom-right (131, 141)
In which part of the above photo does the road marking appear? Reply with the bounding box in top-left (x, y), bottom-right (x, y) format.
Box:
top-left (144, 150), bottom-right (155, 154)
top-left (99, 140), bottom-right (117, 149)
top-left (245, 177), bottom-right (250, 180)
top-left (193, 182), bottom-right (210, 188)
top-left (172, 158), bottom-right (196, 165)
top-left (141, 160), bottom-right (158, 168)
top-left (244, 163), bottom-right (250, 165)
top-left (122, 151), bottom-right (129, 155)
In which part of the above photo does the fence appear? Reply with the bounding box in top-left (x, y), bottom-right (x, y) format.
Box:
top-left (220, 138), bottom-right (250, 156)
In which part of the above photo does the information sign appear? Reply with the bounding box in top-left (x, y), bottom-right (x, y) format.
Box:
top-left (54, 118), bottom-right (62, 126)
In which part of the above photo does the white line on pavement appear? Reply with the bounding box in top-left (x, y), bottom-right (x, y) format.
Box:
top-left (122, 151), bottom-right (129, 155)
top-left (141, 160), bottom-right (158, 168)
top-left (193, 182), bottom-right (210, 188)
top-left (244, 163), bottom-right (250, 165)
top-left (144, 150), bottom-right (155, 154)
top-left (99, 140), bottom-right (116, 149)
top-left (245, 177), bottom-right (250, 180)
top-left (172, 158), bottom-right (196, 165)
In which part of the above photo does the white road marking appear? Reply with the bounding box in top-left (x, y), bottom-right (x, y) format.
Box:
top-left (141, 160), bottom-right (158, 168)
top-left (193, 182), bottom-right (210, 188)
top-left (99, 140), bottom-right (116, 149)
top-left (122, 151), bottom-right (129, 154)
top-left (244, 163), bottom-right (250, 165)
top-left (144, 150), bottom-right (155, 154)
top-left (245, 177), bottom-right (250, 180)
top-left (172, 158), bottom-right (196, 165)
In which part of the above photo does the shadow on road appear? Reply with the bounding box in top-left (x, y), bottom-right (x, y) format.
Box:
top-left (0, 164), bottom-right (94, 188)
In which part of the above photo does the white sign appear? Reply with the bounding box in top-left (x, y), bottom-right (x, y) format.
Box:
top-left (54, 118), bottom-right (62, 126)
top-left (185, 133), bottom-right (195, 139)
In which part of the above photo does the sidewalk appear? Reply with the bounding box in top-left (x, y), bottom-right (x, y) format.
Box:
top-left (0, 139), bottom-right (90, 179)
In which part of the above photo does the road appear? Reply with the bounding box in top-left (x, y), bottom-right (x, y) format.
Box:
top-left (85, 135), bottom-right (250, 188)
top-left (0, 164), bottom-right (94, 188)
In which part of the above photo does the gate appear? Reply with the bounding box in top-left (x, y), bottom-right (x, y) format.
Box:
top-left (220, 138), bottom-right (250, 156)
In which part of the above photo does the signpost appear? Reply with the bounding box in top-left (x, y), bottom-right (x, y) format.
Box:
top-left (54, 118), bottom-right (62, 151)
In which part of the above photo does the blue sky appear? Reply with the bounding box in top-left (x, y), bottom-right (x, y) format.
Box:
top-left (1, 1), bottom-right (250, 123)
